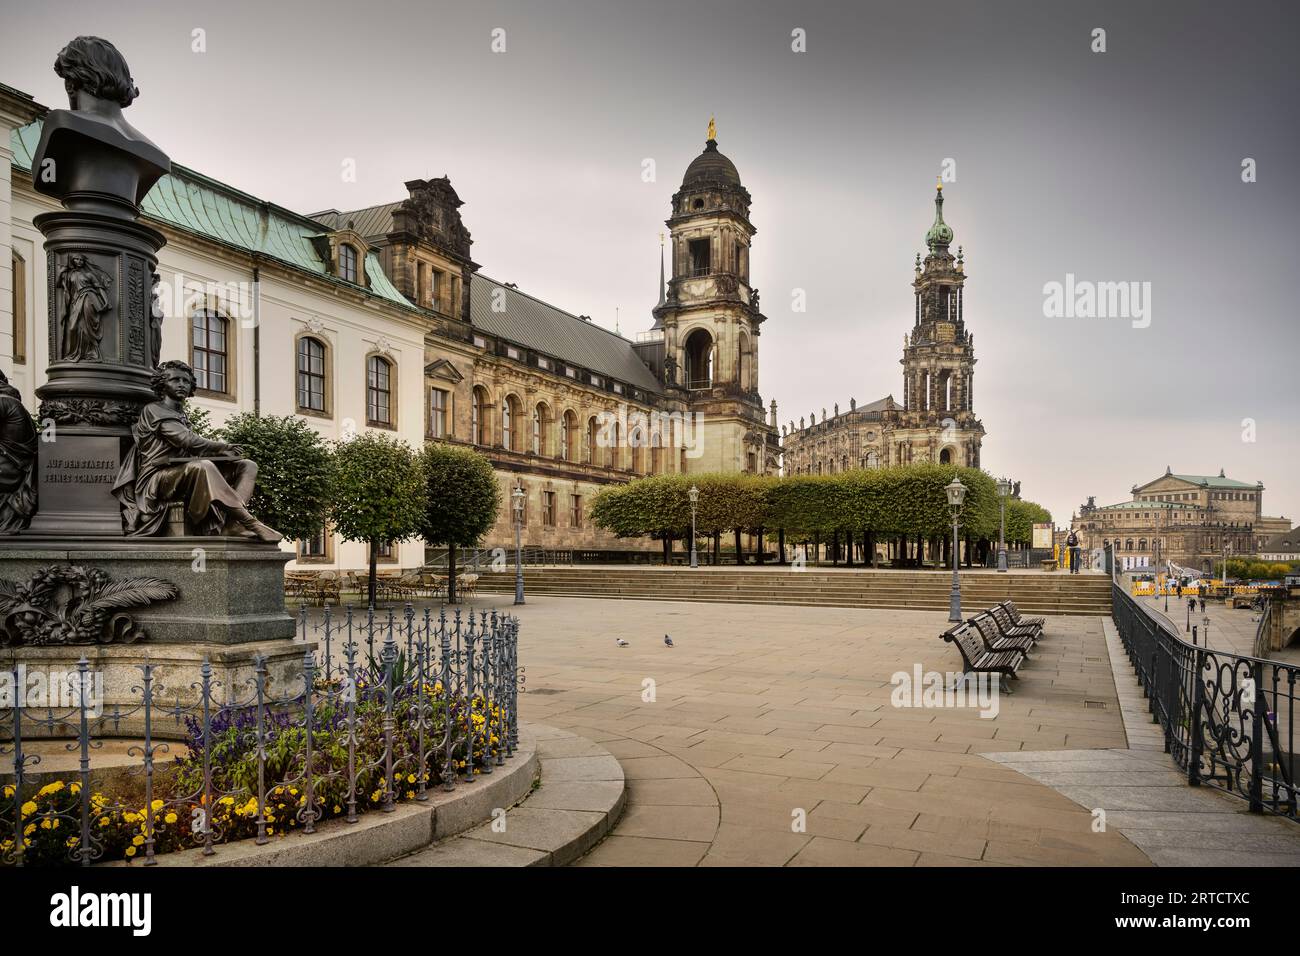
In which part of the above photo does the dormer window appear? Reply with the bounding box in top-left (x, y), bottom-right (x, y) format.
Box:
top-left (339, 243), bottom-right (359, 284)
top-left (693, 198), bottom-right (704, 210)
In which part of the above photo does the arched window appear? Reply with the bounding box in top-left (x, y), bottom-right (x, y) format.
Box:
top-left (939, 447), bottom-right (952, 465)
top-left (367, 355), bottom-right (394, 426)
top-left (532, 403), bottom-right (549, 456)
top-left (738, 332), bottom-right (753, 391)
top-left (630, 429), bottom-right (644, 474)
top-left (471, 386), bottom-right (491, 445)
top-left (610, 421), bottom-right (622, 470)
top-left (586, 416), bottom-right (599, 465)
top-left (562, 410), bottom-right (578, 461)
top-left (297, 336), bottom-right (327, 412)
top-left (339, 243), bottom-right (359, 284)
top-left (502, 395), bottom-right (522, 452)
top-left (191, 309), bottom-right (229, 394)
top-left (684, 328), bottom-right (714, 389)
top-left (866, 451), bottom-right (880, 469)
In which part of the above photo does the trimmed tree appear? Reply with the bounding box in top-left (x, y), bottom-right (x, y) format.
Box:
top-left (218, 413), bottom-right (334, 543)
top-left (417, 443), bottom-right (500, 603)
top-left (329, 432), bottom-right (425, 607)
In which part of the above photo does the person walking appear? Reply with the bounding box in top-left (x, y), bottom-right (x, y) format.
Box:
top-left (1065, 529), bottom-right (1081, 574)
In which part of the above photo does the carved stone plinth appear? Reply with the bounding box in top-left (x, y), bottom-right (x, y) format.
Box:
top-left (1, 638), bottom-right (313, 740)
top-left (0, 539), bottom-right (294, 646)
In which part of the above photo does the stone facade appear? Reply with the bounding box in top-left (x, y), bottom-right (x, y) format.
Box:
top-left (782, 184), bottom-right (984, 475)
top-left (1070, 467), bottom-right (1293, 571)
top-left (2, 86), bottom-right (775, 568)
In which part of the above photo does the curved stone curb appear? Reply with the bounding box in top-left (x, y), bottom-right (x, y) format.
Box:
top-left (102, 730), bottom-right (539, 867)
top-left (385, 725), bottom-right (626, 867)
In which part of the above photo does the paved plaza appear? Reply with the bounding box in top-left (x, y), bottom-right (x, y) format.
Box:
top-left (466, 592), bottom-right (1153, 865)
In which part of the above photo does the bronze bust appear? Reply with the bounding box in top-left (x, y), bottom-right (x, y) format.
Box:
top-left (112, 361), bottom-right (280, 541)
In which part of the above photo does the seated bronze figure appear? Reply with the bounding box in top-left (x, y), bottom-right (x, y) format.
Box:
top-left (112, 361), bottom-right (280, 541)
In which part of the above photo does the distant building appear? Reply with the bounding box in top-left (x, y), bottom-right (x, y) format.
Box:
top-left (782, 183), bottom-right (984, 474)
top-left (1259, 527), bottom-right (1300, 562)
top-left (1071, 467), bottom-right (1292, 572)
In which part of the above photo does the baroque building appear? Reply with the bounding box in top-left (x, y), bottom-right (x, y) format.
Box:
top-left (1070, 467), bottom-right (1293, 572)
top-left (782, 183), bottom-right (984, 474)
top-left (1, 81), bottom-right (774, 569)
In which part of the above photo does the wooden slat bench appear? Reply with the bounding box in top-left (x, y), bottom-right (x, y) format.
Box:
top-left (988, 604), bottom-right (1042, 643)
top-left (970, 612), bottom-right (1036, 659)
top-left (941, 621), bottom-right (1024, 692)
top-left (999, 600), bottom-right (1045, 630)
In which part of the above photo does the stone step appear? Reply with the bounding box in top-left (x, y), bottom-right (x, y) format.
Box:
top-left (382, 725), bottom-right (626, 867)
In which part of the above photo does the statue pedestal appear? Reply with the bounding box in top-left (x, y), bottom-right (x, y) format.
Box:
top-left (0, 539), bottom-right (303, 739)
top-left (2, 638), bottom-right (312, 740)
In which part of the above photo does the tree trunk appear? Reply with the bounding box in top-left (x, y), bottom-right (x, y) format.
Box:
top-left (844, 529), bottom-right (853, 566)
top-left (448, 541), bottom-right (458, 604)
top-left (662, 535), bottom-right (672, 565)
top-left (713, 531), bottom-right (720, 565)
top-left (735, 528), bottom-right (744, 565)
top-left (778, 527), bottom-right (786, 564)
top-left (756, 528), bottom-right (765, 564)
top-left (368, 539), bottom-right (378, 608)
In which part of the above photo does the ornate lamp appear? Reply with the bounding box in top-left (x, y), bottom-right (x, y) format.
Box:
top-left (945, 478), bottom-right (966, 622)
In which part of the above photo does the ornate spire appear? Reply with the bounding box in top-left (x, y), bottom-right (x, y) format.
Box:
top-left (925, 182), bottom-right (954, 254)
top-left (657, 232), bottom-right (666, 307)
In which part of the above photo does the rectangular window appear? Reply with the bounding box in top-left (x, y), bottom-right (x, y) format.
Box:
top-left (191, 310), bottom-right (229, 394)
top-left (565, 366), bottom-right (577, 379)
top-left (542, 491), bottom-right (556, 527)
top-left (432, 269), bottom-right (444, 309)
top-left (367, 356), bottom-right (393, 426)
top-left (688, 238), bottom-right (711, 276)
top-left (429, 388), bottom-right (449, 438)
top-left (11, 252), bottom-right (25, 365)
top-left (505, 345), bottom-right (522, 360)
top-left (537, 356), bottom-right (551, 371)
top-left (298, 523), bottom-right (329, 558)
top-left (297, 336), bottom-right (327, 412)
top-left (613, 382), bottom-right (624, 394)
top-left (339, 244), bottom-right (359, 284)
top-left (473, 335), bottom-right (487, 349)
top-left (590, 374), bottom-right (603, 387)
top-left (377, 540), bottom-right (394, 560)
top-left (570, 494), bottom-right (582, 527)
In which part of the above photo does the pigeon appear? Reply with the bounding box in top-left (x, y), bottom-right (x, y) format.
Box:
top-left (664, 635), bottom-right (674, 647)
top-left (616, 639), bottom-right (629, 647)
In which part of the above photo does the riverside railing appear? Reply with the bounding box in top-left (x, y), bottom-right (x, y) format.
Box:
top-left (1, 606), bottom-right (520, 867)
top-left (1111, 578), bottom-right (1297, 823)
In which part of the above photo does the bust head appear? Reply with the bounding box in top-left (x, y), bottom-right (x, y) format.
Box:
top-left (54, 36), bottom-right (139, 109)
top-left (151, 360), bottom-right (196, 401)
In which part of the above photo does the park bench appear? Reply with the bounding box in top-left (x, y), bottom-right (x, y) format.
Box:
top-left (998, 600), bottom-right (1045, 630)
top-left (970, 612), bottom-right (1036, 659)
top-left (988, 603), bottom-right (1042, 642)
top-left (941, 621), bottom-right (1023, 692)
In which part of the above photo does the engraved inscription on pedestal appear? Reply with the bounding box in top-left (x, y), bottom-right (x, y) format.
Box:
top-left (37, 435), bottom-right (124, 524)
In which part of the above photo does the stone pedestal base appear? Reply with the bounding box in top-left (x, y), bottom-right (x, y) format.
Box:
top-left (2, 638), bottom-right (313, 740)
top-left (0, 537), bottom-right (294, 644)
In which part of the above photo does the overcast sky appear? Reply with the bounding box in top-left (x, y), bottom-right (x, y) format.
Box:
top-left (4, 0), bottom-right (1297, 527)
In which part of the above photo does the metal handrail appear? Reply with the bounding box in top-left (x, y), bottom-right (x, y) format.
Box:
top-left (1108, 554), bottom-right (1297, 822)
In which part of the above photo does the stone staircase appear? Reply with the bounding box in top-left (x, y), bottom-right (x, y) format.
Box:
top-left (475, 567), bottom-right (1112, 616)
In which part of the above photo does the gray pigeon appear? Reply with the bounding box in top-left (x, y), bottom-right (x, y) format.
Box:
top-left (664, 635), bottom-right (674, 647)
top-left (616, 639), bottom-right (629, 647)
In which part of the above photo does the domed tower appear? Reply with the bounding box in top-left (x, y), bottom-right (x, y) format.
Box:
top-left (896, 182), bottom-right (984, 466)
top-left (652, 119), bottom-right (776, 474)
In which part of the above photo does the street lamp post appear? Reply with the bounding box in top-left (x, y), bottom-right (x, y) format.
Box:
top-left (1203, 614), bottom-right (1211, 647)
top-left (512, 485), bottom-right (525, 606)
top-left (946, 477), bottom-right (967, 623)
top-left (688, 484), bottom-right (700, 569)
top-left (996, 477), bottom-right (1011, 572)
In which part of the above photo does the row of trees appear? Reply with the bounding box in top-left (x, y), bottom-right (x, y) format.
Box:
top-left (209, 413), bottom-right (500, 604)
top-left (590, 465), bottom-right (1052, 566)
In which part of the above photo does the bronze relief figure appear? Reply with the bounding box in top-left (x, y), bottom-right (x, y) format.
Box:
top-left (57, 254), bottom-right (113, 361)
top-left (0, 371), bottom-right (37, 533)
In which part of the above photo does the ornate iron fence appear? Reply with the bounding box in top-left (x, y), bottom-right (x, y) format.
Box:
top-left (1, 607), bottom-right (520, 866)
top-left (1111, 576), bottom-right (1297, 822)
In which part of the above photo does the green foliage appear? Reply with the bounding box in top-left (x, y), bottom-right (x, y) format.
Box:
top-left (1224, 557), bottom-right (1298, 581)
top-left (328, 432), bottom-right (424, 549)
top-left (183, 400), bottom-right (216, 439)
top-left (416, 443), bottom-right (500, 548)
top-left (591, 464), bottom-right (1051, 545)
top-left (217, 413), bottom-right (334, 542)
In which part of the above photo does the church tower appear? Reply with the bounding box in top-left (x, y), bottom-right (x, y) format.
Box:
top-left (652, 119), bottom-right (777, 474)
top-left (898, 182), bottom-right (984, 466)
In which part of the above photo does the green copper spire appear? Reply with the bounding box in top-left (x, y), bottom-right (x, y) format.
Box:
top-left (925, 180), bottom-right (954, 254)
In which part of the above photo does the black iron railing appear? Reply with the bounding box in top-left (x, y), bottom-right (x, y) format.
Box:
top-left (1, 607), bottom-right (520, 866)
top-left (1111, 576), bottom-right (1297, 822)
